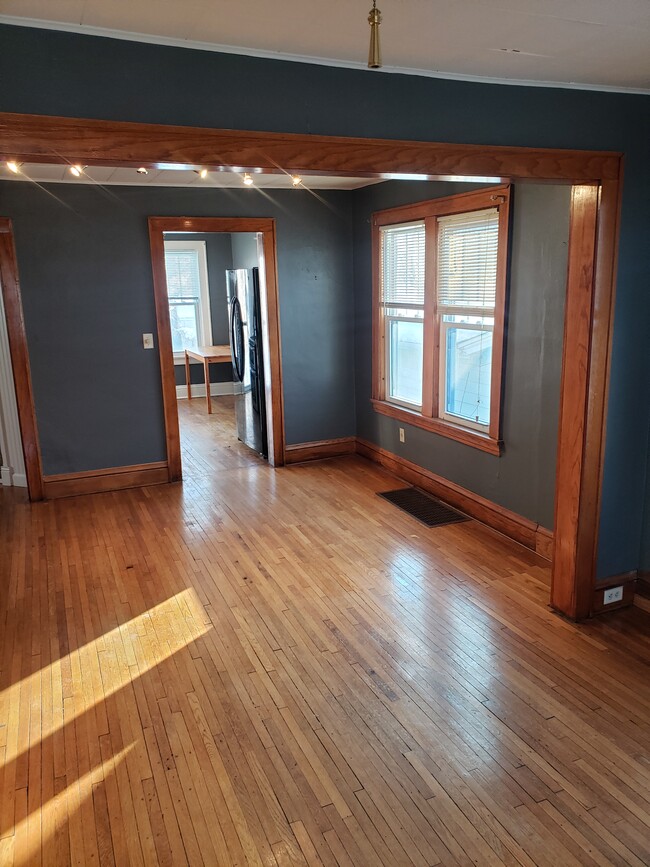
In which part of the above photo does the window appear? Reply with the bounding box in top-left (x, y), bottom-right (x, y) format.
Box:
top-left (163, 240), bottom-right (212, 360)
top-left (372, 186), bottom-right (510, 454)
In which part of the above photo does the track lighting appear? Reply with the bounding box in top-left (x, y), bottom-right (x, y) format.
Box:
top-left (368, 0), bottom-right (382, 69)
top-left (6, 161), bottom-right (21, 174)
top-left (199, 168), bottom-right (208, 179)
top-left (69, 165), bottom-right (86, 177)
top-left (291, 175), bottom-right (302, 187)
top-left (243, 173), bottom-right (254, 186)
top-left (136, 167), bottom-right (148, 175)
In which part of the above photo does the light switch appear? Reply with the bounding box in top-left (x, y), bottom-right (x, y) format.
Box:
top-left (142, 333), bottom-right (154, 349)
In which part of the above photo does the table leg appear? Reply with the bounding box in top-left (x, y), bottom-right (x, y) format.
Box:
top-left (205, 359), bottom-right (212, 414)
top-left (185, 351), bottom-right (192, 400)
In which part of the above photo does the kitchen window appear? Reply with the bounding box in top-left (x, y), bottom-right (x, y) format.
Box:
top-left (371, 185), bottom-right (511, 454)
top-left (163, 240), bottom-right (212, 361)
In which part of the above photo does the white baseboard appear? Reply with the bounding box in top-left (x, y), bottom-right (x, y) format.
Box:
top-left (176, 382), bottom-right (234, 400)
top-left (1, 465), bottom-right (12, 486)
top-left (4, 471), bottom-right (27, 488)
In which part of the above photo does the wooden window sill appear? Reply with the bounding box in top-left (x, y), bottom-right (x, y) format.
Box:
top-left (371, 399), bottom-right (502, 455)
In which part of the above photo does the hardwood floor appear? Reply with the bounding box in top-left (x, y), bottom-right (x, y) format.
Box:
top-left (1, 399), bottom-right (649, 865)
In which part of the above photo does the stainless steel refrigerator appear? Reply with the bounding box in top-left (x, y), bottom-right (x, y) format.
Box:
top-left (225, 267), bottom-right (268, 458)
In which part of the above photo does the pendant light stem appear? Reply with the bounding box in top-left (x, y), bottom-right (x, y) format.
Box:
top-left (368, 0), bottom-right (382, 69)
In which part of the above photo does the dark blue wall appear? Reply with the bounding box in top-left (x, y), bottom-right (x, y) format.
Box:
top-left (0, 24), bottom-right (648, 576)
top-left (353, 181), bottom-right (570, 530)
top-left (0, 180), bottom-right (355, 473)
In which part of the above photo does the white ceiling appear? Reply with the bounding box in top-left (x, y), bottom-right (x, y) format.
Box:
top-left (0, 162), bottom-right (385, 190)
top-left (2, 0), bottom-right (649, 92)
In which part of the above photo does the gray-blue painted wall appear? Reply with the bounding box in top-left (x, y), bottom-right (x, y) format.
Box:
top-left (353, 181), bottom-right (570, 531)
top-left (0, 24), bottom-right (648, 576)
top-left (0, 181), bottom-right (355, 472)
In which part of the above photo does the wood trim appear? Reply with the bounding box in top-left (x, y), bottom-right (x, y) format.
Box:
top-left (551, 185), bottom-right (601, 619)
top-left (634, 573), bottom-right (650, 613)
top-left (371, 185), bottom-right (510, 456)
top-left (590, 571), bottom-right (637, 615)
top-left (148, 217), bottom-right (285, 474)
top-left (373, 184), bottom-right (512, 226)
top-left (489, 187), bottom-right (511, 442)
top-left (284, 438), bottom-right (357, 464)
top-left (148, 223), bottom-right (182, 481)
top-left (0, 218), bottom-right (44, 500)
top-left (371, 399), bottom-right (502, 455)
top-left (576, 178), bottom-right (624, 612)
top-left (535, 526), bottom-right (554, 561)
top-left (0, 111), bottom-right (624, 620)
top-left (257, 227), bottom-right (285, 467)
top-left (0, 113), bottom-right (620, 182)
top-left (43, 461), bottom-right (169, 499)
top-left (357, 437), bottom-right (549, 553)
top-left (422, 215), bottom-right (437, 418)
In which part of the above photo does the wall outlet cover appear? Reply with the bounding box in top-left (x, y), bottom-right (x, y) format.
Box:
top-left (603, 586), bottom-right (624, 605)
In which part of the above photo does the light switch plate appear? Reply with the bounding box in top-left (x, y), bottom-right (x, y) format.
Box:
top-left (142, 333), bottom-right (154, 349)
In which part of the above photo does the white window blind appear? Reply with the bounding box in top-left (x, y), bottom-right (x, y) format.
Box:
top-left (437, 208), bottom-right (499, 312)
top-left (380, 222), bottom-right (425, 307)
top-left (164, 250), bottom-right (201, 299)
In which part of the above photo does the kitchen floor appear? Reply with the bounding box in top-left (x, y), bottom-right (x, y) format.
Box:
top-left (178, 394), bottom-right (263, 480)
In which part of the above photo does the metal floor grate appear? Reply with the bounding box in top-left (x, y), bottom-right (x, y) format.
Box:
top-left (378, 487), bottom-right (469, 528)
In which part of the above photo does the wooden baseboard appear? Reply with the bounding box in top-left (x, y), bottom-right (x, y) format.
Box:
top-left (356, 438), bottom-right (552, 557)
top-left (284, 438), bottom-right (357, 465)
top-left (176, 382), bottom-right (234, 399)
top-left (43, 461), bottom-right (169, 499)
top-left (535, 526), bottom-right (554, 560)
top-left (634, 572), bottom-right (650, 613)
top-left (591, 571), bottom-right (637, 615)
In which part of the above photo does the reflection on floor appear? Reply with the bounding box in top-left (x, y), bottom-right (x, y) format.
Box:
top-left (1, 437), bottom-right (650, 865)
top-left (178, 394), bottom-right (262, 479)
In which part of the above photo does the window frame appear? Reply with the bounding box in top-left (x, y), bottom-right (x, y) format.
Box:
top-left (163, 239), bottom-right (213, 363)
top-left (371, 184), bottom-right (511, 456)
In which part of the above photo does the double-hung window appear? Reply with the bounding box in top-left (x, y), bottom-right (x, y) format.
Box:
top-left (372, 186), bottom-right (511, 454)
top-left (163, 240), bottom-right (212, 360)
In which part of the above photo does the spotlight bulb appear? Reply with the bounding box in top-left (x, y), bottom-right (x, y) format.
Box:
top-left (291, 175), bottom-right (302, 187)
top-left (6, 161), bottom-right (21, 174)
top-left (69, 165), bottom-right (85, 177)
top-left (243, 173), bottom-right (254, 186)
top-left (136, 167), bottom-right (148, 175)
top-left (199, 168), bottom-right (208, 179)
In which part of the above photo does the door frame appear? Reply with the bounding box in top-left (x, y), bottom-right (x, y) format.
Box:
top-left (0, 218), bottom-right (43, 500)
top-left (0, 111), bottom-right (624, 620)
top-left (148, 217), bottom-right (284, 473)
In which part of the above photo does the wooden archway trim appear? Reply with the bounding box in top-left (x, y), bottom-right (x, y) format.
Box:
top-left (0, 111), bottom-right (624, 620)
top-left (0, 218), bottom-right (44, 500)
top-left (0, 111), bottom-right (620, 182)
top-left (148, 217), bottom-right (284, 473)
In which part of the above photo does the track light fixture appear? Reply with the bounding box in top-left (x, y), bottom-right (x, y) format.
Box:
top-left (136, 167), bottom-right (149, 175)
top-left (291, 175), bottom-right (302, 187)
top-left (368, 0), bottom-right (382, 69)
top-left (243, 173), bottom-right (254, 186)
top-left (6, 161), bottom-right (22, 174)
top-left (69, 164), bottom-right (86, 177)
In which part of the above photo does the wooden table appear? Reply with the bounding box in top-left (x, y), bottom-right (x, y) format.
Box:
top-left (184, 345), bottom-right (231, 414)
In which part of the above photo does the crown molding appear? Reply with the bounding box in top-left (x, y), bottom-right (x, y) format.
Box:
top-left (2, 16), bottom-right (649, 96)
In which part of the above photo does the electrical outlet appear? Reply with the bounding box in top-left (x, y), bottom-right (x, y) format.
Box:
top-left (399, 428), bottom-right (405, 443)
top-left (142, 333), bottom-right (154, 349)
top-left (603, 586), bottom-right (623, 605)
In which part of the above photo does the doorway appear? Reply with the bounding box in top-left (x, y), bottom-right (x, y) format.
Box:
top-left (148, 217), bottom-right (284, 480)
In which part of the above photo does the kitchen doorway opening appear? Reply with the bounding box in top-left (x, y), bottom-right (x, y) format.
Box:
top-left (149, 217), bottom-right (284, 482)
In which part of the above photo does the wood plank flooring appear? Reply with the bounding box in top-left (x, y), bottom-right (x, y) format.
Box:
top-left (1, 396), bottom-right (649, 866)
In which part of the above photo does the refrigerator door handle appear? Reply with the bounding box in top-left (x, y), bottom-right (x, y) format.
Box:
top-left (231, 297), bottom-right (246, 383)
